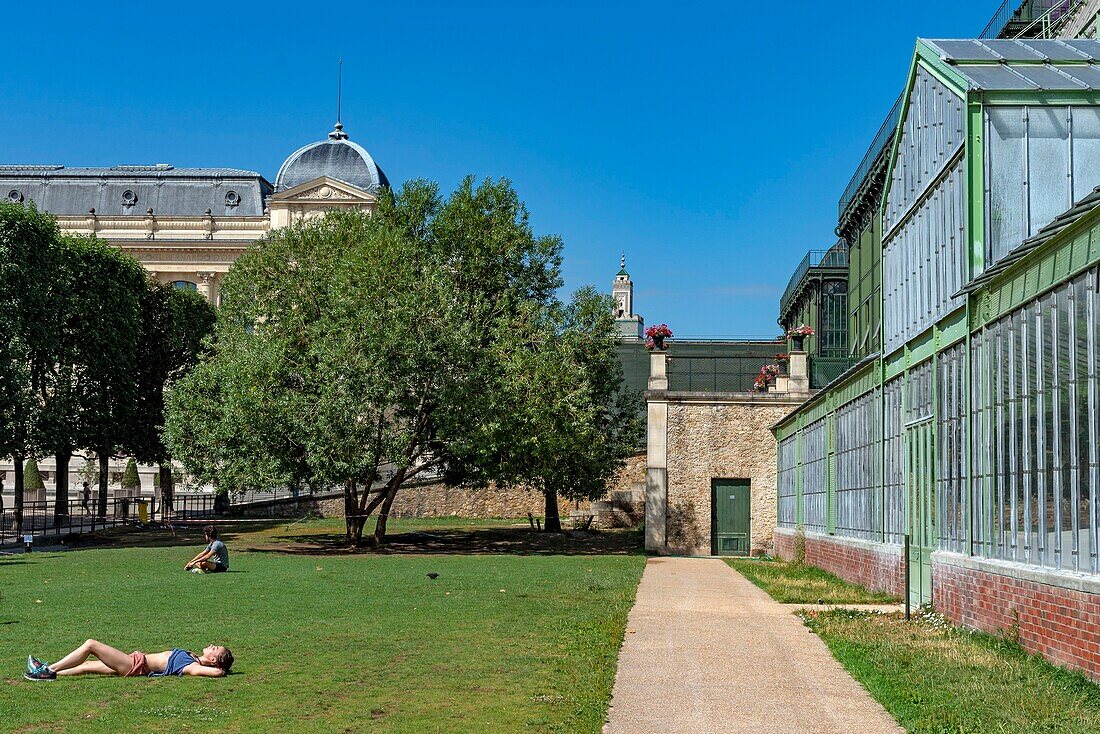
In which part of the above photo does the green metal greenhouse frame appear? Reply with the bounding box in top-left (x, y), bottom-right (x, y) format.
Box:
top-left (775, 37), bottom-right (1100, 607)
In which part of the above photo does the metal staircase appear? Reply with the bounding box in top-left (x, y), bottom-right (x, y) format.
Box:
top-left (982, 0), bottom-right (1083, 40)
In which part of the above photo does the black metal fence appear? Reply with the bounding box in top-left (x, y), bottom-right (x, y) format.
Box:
top-left (0, 494), bottom-right (216, 545)
top-left (667, 355), bottom-right (768, 393)
top-left (810, 356), bottom-right (855, 389)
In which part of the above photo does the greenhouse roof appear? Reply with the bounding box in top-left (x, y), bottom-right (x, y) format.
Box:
top-left (921, 38), bottom-right (1100, 91)
top-left (963, 185), bottom-right (1100, 293)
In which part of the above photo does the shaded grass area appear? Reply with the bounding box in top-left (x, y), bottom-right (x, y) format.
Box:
top-left (724, 557), bottom-right (897, 604)
top-left (0, 519), bottom-right (645, 733)
top-left (802, 608), bottom-right (1100, 734)
top-left (65, 517), bottom-right (643, 557)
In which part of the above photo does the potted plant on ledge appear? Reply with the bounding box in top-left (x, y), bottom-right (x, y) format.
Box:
top-left (787, 324), bottom-right (814, 352)
top-left (645, 323), bottom-right (673, 351)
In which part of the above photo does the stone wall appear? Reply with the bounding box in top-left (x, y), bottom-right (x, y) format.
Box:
top-left (232, 453), bottom-right (647, 522)
top-left (665, 400), bottom-right (798, 555)
top-left (388, 483), bottom-right (574, 519)
top-left (934, 552), bottom-right (1100, 682)
top-left (774, 527), bottom-right (905, 597)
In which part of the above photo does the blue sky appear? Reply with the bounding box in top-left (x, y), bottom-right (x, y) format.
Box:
top-left (0, 1), bottom-right (995, 337)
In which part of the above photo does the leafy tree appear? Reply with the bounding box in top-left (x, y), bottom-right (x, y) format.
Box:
top-left (127, 282), bottom-right (215, 512)
top-left (168, 178), bottom-right (636, 543)
top-left (468, 288), bottom-right (644, 531)
top-left (168, 177), bottom-right (566, 546)
top-left (74, 242), bottom-right (146, 517)
top-left (0, 203), bottom-right (62, 529)
top-left (37, 236), bottom-right (145, 523)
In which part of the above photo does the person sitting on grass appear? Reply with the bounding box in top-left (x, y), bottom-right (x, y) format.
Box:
top-left (184, 525), bottom-right (230, 573)
top-left (24, 640), bottom-right (233, 680)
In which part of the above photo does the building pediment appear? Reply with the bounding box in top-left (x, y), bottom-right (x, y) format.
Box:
top-left (268, 176), bottom-right (376, 205)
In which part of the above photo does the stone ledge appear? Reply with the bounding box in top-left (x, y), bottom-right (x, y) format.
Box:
top-left (774, 527), bottom-right (904, 557)
top-left (648, 390), bottom-right (813, 405)
top-left (933, 550), bottom-right (1100, 595)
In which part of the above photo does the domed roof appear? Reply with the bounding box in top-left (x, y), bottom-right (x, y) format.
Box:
top-left (274, 123), bottom-right (389, 193)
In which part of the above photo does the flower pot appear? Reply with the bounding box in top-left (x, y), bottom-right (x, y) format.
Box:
top-left (791, 336), bottom-right (805, 352)
top-left (652, 337), bottom-right (666, 351)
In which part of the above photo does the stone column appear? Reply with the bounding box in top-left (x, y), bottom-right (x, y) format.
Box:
top-left (645, 349), bottom-right (669, 553)
top-left (788, 350), bottom-right (810, 395)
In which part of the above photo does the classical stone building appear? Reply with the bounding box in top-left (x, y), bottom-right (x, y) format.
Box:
top-left (0, 120), bottom-right (387, 305)
top-left (0, 121), bottom-right (389, 495)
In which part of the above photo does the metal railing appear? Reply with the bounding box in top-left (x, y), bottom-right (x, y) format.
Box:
top-left (1010, 0), bottom-right (1075, 38)
top-left (980, 0), bottom-right (1073, 39)
top-left (667, 356), bottom-right (771, 393)
top-left (837, 95), bottom-right (903, 222)
top-left (779, 244), bottom-right (850, 320)
top-left (0, 494), bottom-right (217, 545)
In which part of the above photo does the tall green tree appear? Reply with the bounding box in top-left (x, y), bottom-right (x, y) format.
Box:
top-left (38, 235), bottom-right (145, 523)
top-left (167, 177), bottom-right (567, 546)
top-left (0, 203), bottom-right (63, 529)
top-left (126, 282), bottom-right (215, 513)
top-left (79, 242), bottom-right (146, 518)
top-left (454, 288), bottom-right (644, 531)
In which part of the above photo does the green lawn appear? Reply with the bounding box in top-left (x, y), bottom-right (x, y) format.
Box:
top-left (725, 557), bottom-right (897, 604)
top-left (802, 608), bottom-right (1100, 733)
top-left (0, 519), bottom-right (645, 733)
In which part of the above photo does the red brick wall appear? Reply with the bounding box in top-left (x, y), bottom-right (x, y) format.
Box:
top-left (934, 558), bottom-right (1100, 681)
top-left (774, 529), bottom-right (904, 597)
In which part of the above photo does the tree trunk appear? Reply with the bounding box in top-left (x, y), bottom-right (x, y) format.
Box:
top-left (13, 453), bottom-right (24, 534)
top-left (543, 488), bottom-right (562, 533)
top-left (54, 449), bottom-right (72, 527)
top-left (372, 483), bottom-right (401, 547)
top-left (97, 452), bottom-right (109, 518)
top-left (158, 463), bottom-right (174, 518)
top-left (344, 479), bottom-right (359, 546)
top-left (347, 476), bottom-right (393, 548)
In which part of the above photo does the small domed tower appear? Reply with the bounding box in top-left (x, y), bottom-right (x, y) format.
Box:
top-left (613, 254), bottom-right (644, 339)
top-left (267, 121), bottom-right (389, 228)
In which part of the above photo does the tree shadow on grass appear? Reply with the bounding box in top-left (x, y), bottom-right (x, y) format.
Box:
top-left (53, 521), bottom-right (289, 552)
top-left (245, 525), bottom-right (645, 557)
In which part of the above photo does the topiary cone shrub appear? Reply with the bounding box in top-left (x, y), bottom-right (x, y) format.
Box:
top-left (121, 458), bottom-right (141, 491)
top-left (24, 458), bottom-right (45, 491)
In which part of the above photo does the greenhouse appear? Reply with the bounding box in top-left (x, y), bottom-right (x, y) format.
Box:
top-left (774, 38), bottom-right (1100, 678)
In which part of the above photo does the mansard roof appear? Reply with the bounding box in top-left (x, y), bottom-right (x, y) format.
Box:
top-left (0, 164), bottom-right (272, 217)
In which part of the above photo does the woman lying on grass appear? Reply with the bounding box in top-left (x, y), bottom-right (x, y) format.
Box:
top-left (24, 639), bottom-right (233, 680)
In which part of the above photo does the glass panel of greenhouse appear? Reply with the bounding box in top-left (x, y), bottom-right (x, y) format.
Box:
top-left (775, 37), bottom-right (1100, 581)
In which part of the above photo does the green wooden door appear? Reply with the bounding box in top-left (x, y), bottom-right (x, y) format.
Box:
top-left (712, 479), bottom-right (750, 556)
top-left (906, 420), bottom-right (935, 607)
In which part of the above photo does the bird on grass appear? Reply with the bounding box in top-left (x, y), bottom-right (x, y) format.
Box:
top-left (426, 572), bottom-right (439, 580)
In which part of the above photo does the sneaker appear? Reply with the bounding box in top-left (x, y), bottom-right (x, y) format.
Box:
top-left (26, 655), bottom-right (46, 674)
top-left (24, 666), bottom-right (56, 681)
top-left (189, 567), bottom-right (204, 574)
